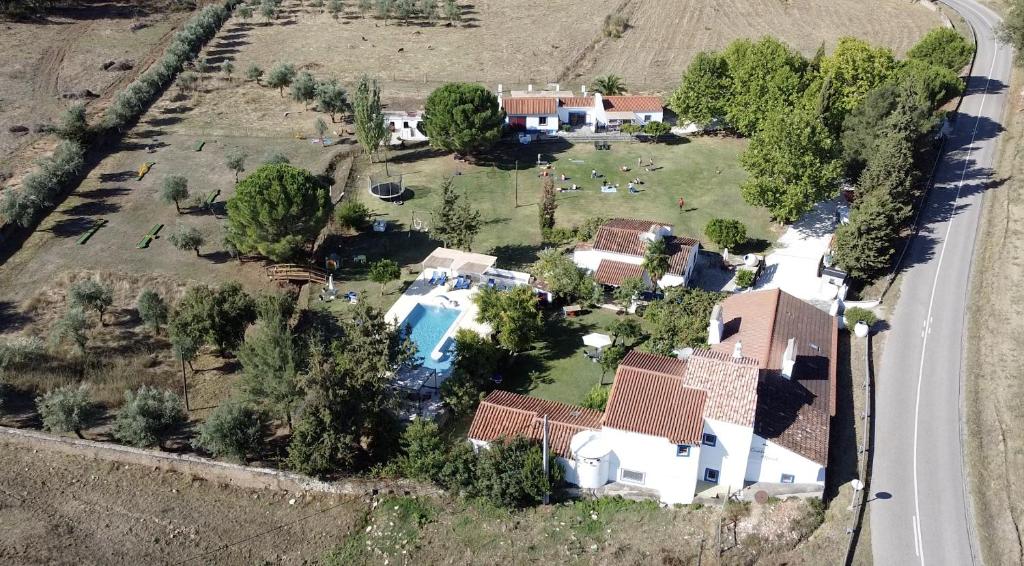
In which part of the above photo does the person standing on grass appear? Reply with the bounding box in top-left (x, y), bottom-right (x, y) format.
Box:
top-left (591, 169), bottom-right (597, 179)
top-left (637, 157), bottom-right (642, 168)
top-left (677, 196), bottom-right (685, 210)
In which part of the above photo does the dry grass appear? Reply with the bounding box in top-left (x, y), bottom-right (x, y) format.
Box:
top-left (964, 69), bottom-right (1024, 565)
top-left (0, 2), bottom-right (189, 179)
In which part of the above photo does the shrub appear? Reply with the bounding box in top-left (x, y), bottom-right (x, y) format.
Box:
top-left (602, 13), bottom-right (628, 38)
top-left (581, 384), bottom-right (610, 411)
top-left (245, 63), bottom-right (264, 83)
top-left (36, 384), bottom-right (97, 439)
top-left (844, 306), bottom-right (878, 327)
top-left (734, 269), bottom-right (756, 288)
top-left (136, 289), bottom-right (169, 333)
top-left (704, 218), bottom-right (748, 250)
top-left (397, 419), bottom-right (448, 481)
top-left (68, 279), bottom-right (113, 326)
top-left (335, 200), bottom-right (370, 231)
top-left (475, 436), bottom-right (563, 507)
top-left (112, 386), bottom-right (187, 448)
top-left (50, 307), bottom-right (89, 354)
top-left (908, 27), bottom-right (974, 72)
top-left (193, 402), bottom-right (269, 461)
top-left (642, 120), bottom-right (671, 140)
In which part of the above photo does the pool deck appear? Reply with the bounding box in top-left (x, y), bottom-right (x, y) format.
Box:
top-left (384, 272), bottom-right (493, 357)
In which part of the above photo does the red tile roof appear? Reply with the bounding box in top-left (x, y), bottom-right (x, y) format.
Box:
top-left (619, 349), bottom-right (688, 376)
top-left (603, 366), bottom-right (707, 444)
top-left (594, 259), bottom-right (646, 286)
top-left (603, 96), bottom-right (663, 113)
top-left (501, 97), bottom-right (557, 116)
top-left (709, 288), bottom-right (838, 464)
top-left (467, 390), bottom-right (602, 457)
top-left (681, 350), bottom-right (760, 427)
top-left (591, 219), bottom-right (700, 277)
top-left (561, 97), bottom-right (594, 108)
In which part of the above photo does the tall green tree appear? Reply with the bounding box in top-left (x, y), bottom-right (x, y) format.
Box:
top-left (161, 175), bottom-right (190, 213)
top-left (723, 37), bottom-right (808, 136)
top-left (136, 289), bottom-right (169, 334)
top-left (642, 238), bottom-right (670, 285)
top-left (538, 176), bottom-right (556, 232)
top-left (643, 287), bottom-right (726, 355)
top-left (354, 75), bottom-right (388, 162)
top-left (422, 83), bottom-right (504, 155)
top-left (817, 37), bottom-right (897, 130)
top-left (472, 286), bottom-right (542, 355)
top-left (908, 27), bottom-right (974, 71)
top-left (291, 71), bottom-right (317, 108)
top-left (439, 328), bottom-right (502, 416)
top-left (369, 258), bottom-right (401, 295)
top-left (238, 304), bottom-right (302, 430)
top-left (531, 248), bottom-right (588, 301)
top-left (668, 51), bottom-right (731, 127)
top-left (266, 63), bottom-right (296, 96)
top-left (169, 283), bottom-right (257, 356)
top-left (315, 78), bottom-right (350, 122)
top-left (68, 279), bottom-right (113, 327)
top-left (475, 436), bottom-right (562, 508)
top-left (833, 189), bottom-right (901, 280)
top-left (431, 177), bottom-right (480, 251)
top-left (226, 164), bottom-right (331, 261)
top-left (740, 106), bottom-right (842, 222)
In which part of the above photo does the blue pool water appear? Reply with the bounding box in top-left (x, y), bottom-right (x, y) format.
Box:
top-left (400, 304), bottom-right (461, 372)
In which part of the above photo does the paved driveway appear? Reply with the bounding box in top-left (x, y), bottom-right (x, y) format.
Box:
top-left (756, 198), bottom-right (843, 304)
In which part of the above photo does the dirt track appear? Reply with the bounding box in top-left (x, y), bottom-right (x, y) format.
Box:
top-left (0, 440), bottom-right (365, 565)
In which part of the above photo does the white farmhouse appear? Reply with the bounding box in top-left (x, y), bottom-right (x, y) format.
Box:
top-left (385, 110), bottom-right (428, 145)
top-left (497, 85), bottom-right (665, 134)
top-left (468, 288), bottom-right (837, 504)
top-left (572, 218), bottom-right (700, 289)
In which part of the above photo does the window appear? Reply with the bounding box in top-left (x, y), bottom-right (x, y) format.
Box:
top-left (403, 121), bottom-right (411, 129)
top-left (643, 114), bottom-right (652, 122)
top-left (781, 474), bottom-right (795, 484)
top-left (621, 469), bottom-right (645, 485)
top-left (676, 444), bottom-right (690, 457)
top-left (538, 116), bottom-right (548, 126)
top-left (704, 468), bottom-right (720, 483)
top-left (702, 433), bottom-right (717, 447)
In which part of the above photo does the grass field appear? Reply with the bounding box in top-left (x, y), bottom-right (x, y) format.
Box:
top-left (354, 137), bottom-right (774, 264)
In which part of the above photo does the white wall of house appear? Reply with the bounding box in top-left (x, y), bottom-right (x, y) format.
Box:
top-left (696, 419), bottom-right (754, 497)
top-left (635, 110), bottom-right (665, 125)
top-left (601, 426), bottom-right (702, 504)
top-left (508, 114), bottom-right (560, 133)
top-left (656, 243), bottom-right (699, 288)
top-left (386, 116), bottom-right (428, 145)
top-left (744, 435), bottom-right (826, 486)
top-left (557, 106), bottom-right (598, 131)
top-left (573, 248), bottom-right (642, 274)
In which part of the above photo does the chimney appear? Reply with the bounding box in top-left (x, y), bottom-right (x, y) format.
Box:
top-left (708, 305), bottom-right (724, 345)
top-left (782, 338), bottom-right (796, 378)
top-left (555, 83), bottom-right (560, 92)
top-left (582, 85), bottom-right (587, 96)
top-left (732, 340), bottom-right (743, 360)
top-left (528, 84), bottom-right (533, 92)
top-left (497, 84), bottom-right (503, 103)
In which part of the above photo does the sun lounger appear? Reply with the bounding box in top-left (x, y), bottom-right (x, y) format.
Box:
top-left (601, 186), bottom-right (617, 193)
top-left (437, 273), bottom-right (447, 286)
top-left (428, 271), bottom-right (438, 285)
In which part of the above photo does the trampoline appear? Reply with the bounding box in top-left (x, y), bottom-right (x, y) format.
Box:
top-left (368, 175), bottom-right (405, 201)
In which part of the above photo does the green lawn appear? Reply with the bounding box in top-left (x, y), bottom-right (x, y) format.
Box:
top-left (504, 308), bottom-right (645, 406)
top-left (353, 137), bottom-right (775, 268)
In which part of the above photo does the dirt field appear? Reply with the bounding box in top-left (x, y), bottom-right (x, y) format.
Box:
top-left (965, 68), bottom-right (1024, 564)
top-left (0, 440), bottom-right (366, 565)
top-left (0, 2), bottom-right (192, 180)
top-left (218, 0), bottom-right (943, 105)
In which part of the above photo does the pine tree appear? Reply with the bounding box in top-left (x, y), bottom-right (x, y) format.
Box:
top-left (539, 176), bottom-right (556, 233)
top-left (833, 189), bottom-right (901, 280)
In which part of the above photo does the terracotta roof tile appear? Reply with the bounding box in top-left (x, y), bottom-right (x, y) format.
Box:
top-left (594, 259), bottom-right (646, 286)
top-left (561, 97), bottom-right (594, 108)
top-left (501, 97), bottom-right (557, 116)
top-left (468, 391), bottom-right (602, 457)
top-left (681, 350), bottom-right (760, 427)
top-left (755, 374), bottom-right (831, 464)
top-left (603, 96), bottom-right (663, 113)
top-left (591, 219), bottom-right (699, 276)
top-left (619, 349), bottom-right (688, 377)
top-left (603, 366), bottom-right (707, 444)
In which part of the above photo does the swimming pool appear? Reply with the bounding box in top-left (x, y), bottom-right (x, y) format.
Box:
top-left (400, 304), bottom-right (461, 372)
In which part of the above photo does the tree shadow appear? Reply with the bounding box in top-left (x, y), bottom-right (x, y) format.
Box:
top-left (823, 332), bottom-right (857, 502)
top-left (98, 170), bottom-right (137, 183)
top-left (487, 243), bottom-right (542, 267)
top-left (146, 115), bottom-right (184, 128)
top-left (0, 301), bottom-right (30, 333)
top-left (62, 200), bottom-right (121, 216)
top-left (46, 216), bottom-right (96, 238)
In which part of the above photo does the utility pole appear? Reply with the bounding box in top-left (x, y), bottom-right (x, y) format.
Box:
top-left (512, 158), bottom-right (520, 207)
top-left (180, 354), bottom-right (190, 411)
top-left (542, 414), bottom-right (550, 505)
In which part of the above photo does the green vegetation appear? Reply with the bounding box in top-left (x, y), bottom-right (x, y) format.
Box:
top-left (999, 0), bottom-right (1024, 60)
top-left (136, 289), bottom-right (168, 334)
top-left (704, 218), bottom-right (747, 249)
top-left (316, 78), bottom-right (350, 122)
top-left (591, 74), bottom-right (627, 95)
top-left (644, 287), bottom-right (726, 355)
top-left (226, 164), bottom-right (331, 261)
top-left (431, 177), bottom-right (481, 250)
top-left (368, 258), bottom-right (401, 295)
top-left (423, 83), bottom-right (504, 155)
top-left (112, 386), bottom-right (187, 448)
top-left (193, 402), bottom-right (270, 462)
top-left (844, 306), bottom-right (878, 327)
top-left (168, 224), bottom-right (206, 256)
top-left (225, 148), bottom-right (247, 182)
top-left (36, 384), bottom-right (97, 439)
top-left (440, 329), bottom-right (502, 417)
top-left (50, 307), bottom-right (88, 354)
top-left (68, 279), bottom-right (113, 327)
top-left (581, 384), bottom-right (610, 411)
top-left (354, 75), bottom-right (388, 162)
top-left (266, 62), bottom-right (296, 96)
top-left (475, 436), bottom-right (563, 507)
top-left (734, 269), bottom-right (756, 288)
top-left (161, 175), bottom-right (190, 213)
top-left (473, 286), bottom-right (543, 355)
top-left (168, 282), bottom-right (257, 355)
top-left (335, 200), bottom-right (371, 231)
top-left (237, 298), bottom-right (302, 430)
top-left (909, 27), bottom-right (974, 71)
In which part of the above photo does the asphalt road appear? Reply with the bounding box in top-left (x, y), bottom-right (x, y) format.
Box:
top-left (870, 1), bottom-right (1012, 564)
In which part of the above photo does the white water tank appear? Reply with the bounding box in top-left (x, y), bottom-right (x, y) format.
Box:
top-left (569, 430), bottom-right (611, 489)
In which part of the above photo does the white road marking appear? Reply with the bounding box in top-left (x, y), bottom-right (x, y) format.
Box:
top-left (910, 20), bottom-right (1000, 565)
